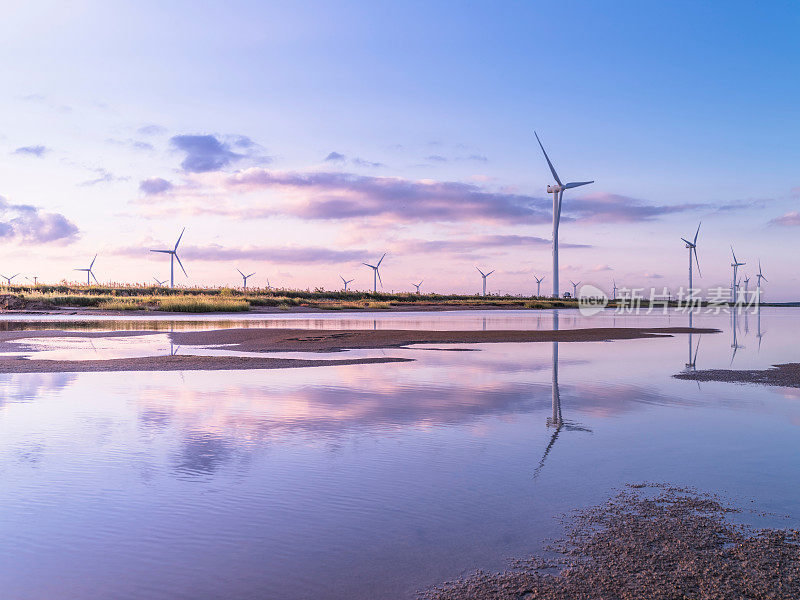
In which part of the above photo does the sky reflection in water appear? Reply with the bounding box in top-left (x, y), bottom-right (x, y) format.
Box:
top-left (0, 309), bottom-right (799, 600)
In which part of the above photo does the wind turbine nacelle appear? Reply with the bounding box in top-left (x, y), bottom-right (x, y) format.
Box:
top-left (546, 184), bottom-right (562, 194)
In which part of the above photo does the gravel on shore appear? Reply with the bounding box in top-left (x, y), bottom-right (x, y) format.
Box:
top-left (675, 362), bottom-right (800, 387)
top-left (421, 483), bottom-right (800, 600)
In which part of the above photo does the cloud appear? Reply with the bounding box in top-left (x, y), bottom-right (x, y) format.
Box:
top-left (325, 151), bottom-right (346, 162)
top-left (13, 145), bottom-right (48, 157)
top-left (425, 154), bottom-right (447, 162)
top-left (457, 154), bottom-right (488, 162)
top-left (170, 134), bottom-right (246, 173)
top-left (107, 138), bottom-right (154, 152)
top-left (643, 272), bottom-right (664, 279)
top-left (113, 243), bottom-right (367, 264)
top-left (769, 211), bottom-right (800, 226)
top-left (592, 264), bottom-right (613, 271)
top-left (139, 177), bottom-right (174, 195)
top-left (352, 157), bottom-right (385, 168)
top-left (0, 196), bottom-right (79, 244)
top-left (138, 124), bottom-right (167, 135)
top-left (565, 193), bottom-right (707, 223)
top-left (78, 168), bottom-right (129, 187)
top-left (400, 234), bottom-right (590, 255)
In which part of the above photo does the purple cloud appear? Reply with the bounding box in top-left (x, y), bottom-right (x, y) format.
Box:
top-left (769, 211), bottom-right (800, 226)
top-left (114, 243), bottom-right (366, 264)
top-left (170, 134), bottom-right (245, 173)
top-left (401, 235), bottom-right (590, 254)
top-left (138, 124), bottom-right (167, 135)
top-left (325, 151), bottom-right (346, 162)
top-left (0, 196), bottom-right (79, 244)
top-left (13, 145), bottom-right (48, 157)
top-left (139, 177), bottom-right (174, 195)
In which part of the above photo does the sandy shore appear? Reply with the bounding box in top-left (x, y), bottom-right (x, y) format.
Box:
top-left (170, 326), bottom-right (717, 353)
top-left (675, 362), bottom-right (800, 387)
top-left (0, 354), bottom-right (411, 373)
top-left (0, 326), bottom-right (716, 373)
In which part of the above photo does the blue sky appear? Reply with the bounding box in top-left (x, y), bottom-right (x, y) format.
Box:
top-left (1, 1), bottom-right (799, 297)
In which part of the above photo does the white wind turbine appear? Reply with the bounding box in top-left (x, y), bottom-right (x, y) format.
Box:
top-left (476, 267), bottom-right (494, 296)
top-left (150, 228), bottom-right (187, 289)
top-left (362, 253), bottom-right (386, 293)
top-left (237, 269), bottom-right (255, 290)
top-left (0, 273), bottom-right (20, 286)
top-left (730, 246), bottom-right (745, 302)
top-left (153, 277), bottom-right (168, 286)
top-left (570, 280), bottom-right (581, 298)
top-left (535, 131), bottom-right (594, 298)
top-left (25, 276), bottom-right (39, 285)
top-left (533, 274), bottom-right (545, 297)
top-left (743, 274), bottom-right (750, 296)
top-left (412, 280), bottom-right (423, 294)
top-left (681, 222), bottom-right (701, 294)
top-left (756, 260), bottom-right (767, 301)
top-left (340, 275), bottom-right (354, 291)
top-left (612, 278), bottom-right (618, 300)
top-left (74, 255), bottom-right (98, 285)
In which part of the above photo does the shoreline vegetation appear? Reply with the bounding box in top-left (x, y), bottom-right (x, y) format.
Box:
top-left (421, 483), bottom-right (800, 600)
top-left (675, 363), bottom-right (800, 388)
top-left (1, 285), bottom-right (796, 314)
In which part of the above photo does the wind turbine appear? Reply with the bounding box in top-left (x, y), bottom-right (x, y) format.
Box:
top-left (476, 267), bottom-right (494, 296)
top-left (150, 228), bottom-right (187, 289)
top-left (0, 273), bottom-right (20, 286)
top-left (74, 256), bottom-right (98, 285)
top-left (756, 260), bottom-right (767, 302)
top-left (570, 280), bottom-right (581, 298)
top-left (743, 274), bottom-right (750, 296)
top-left (362, 253), bottom-right (386, 293)
top-left (535, 131), bottom-right (594, 298)
top-left (612, 279), bottom-right (618, 300)
top-left (153, 277), bottom-right (167, 286)
top-left (681, 222), bottom-right (701, 294)
top-left (340, 275), bottom-right (354, 291)
top-left (237, 268), bottom-right (255, 290)
top-left (25, 276), bottom-right (39, 285)
top-left (533, 274), bottom-right (545, 297)
top-left (412, 280), bottom-right (423, 294)
top-left (730, 246), bottom-right (745, 303)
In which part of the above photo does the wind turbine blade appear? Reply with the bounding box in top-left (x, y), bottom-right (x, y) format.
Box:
top-left (90, 255), bottom-right (97, 269)
top-left (340, 275), bottom-right (346, 283)
top-left (487, 270), bottom-right (494, 277)
top-left (363, 263), bottom-right (374, 268)
top-left (237, 269), bottom-right (244, 277)
top-left (563, 180), bottom-right (594, 189)
top-left (175, 253), bottom-right (188, 277)
top-left (377, 253), bottom-right (386, 267)
top-left (693, 222), bottom-right (701, 245)
top-left (534, 131), bottom-right (562, 186)
top-left (376, 269), bottom-right (382, 286)
top-left (174, 227), bottom-right (185, 251)
top-left (694, 247), bottom-right (701, 277)
top-left (730, 245), bottom-right (736, 263)
top-left (680, 238), bottom-right (693, 246)
top-left (476, 267), bottom-right (484, 276)
top-left (151, 250), bottom-right (171, 254)
top-left (762, 275), bottom-right (768, 282)
top-left (248, 273), bottom-right (255, 278)
top-left (91, 271), bottom-right (99, 284)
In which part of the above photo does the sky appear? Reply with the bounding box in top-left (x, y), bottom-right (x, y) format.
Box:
top-left (1, 1), bottom-right (799, 299)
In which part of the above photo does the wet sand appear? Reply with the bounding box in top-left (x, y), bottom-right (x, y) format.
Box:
top-left (0, 326), bottom-right (717, 373)
top-left (422, 483), bottom-right (800, 600)
top-left (0, 355), bottom-right (411, 373)
top-left (675, 362), bottom-right (800, 387)
top-left (170, 326), bottom-right (718, 353)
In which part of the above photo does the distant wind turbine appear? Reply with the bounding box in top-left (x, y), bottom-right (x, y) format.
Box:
top-left (730, 246), bottom-right (745, 302)
top-left (756, 260), bottom-right (767, 301)
top-left (153, 277), bottom-right (167, 286)
top-left (681, 222), bottom-right (701, 294)
top-left (150, 228), bottom-right (187, 289)
top-left (535, 131), bottom-right (594, 298)
top-left (74, 256), bottom-right (98, 285)
top-left (476, 267), bottom-right (494, 296)
top-left (570, 280), bottom-right (581, 298)
top-left (743, 274), bottom-right (750, 296)
top-left (412, 280), bottom-right (423, 294)
top-left (612, 278), bottom-right (618, 300)
top-left (0, 273), bottom-right (20, 285)
top-left (25, 276), bottom-right (39, 285)
top-left (237, 268), bottom-right (255, 290)
top-left (533, 274), bottom-right (545, 297)
top-left (362, 253), bottom-right (386, 293)
top-left (340, 275), bottom-right (354, 291)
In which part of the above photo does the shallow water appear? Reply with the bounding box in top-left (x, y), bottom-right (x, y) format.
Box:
top-left (1, 308), bottom-right (798, 599)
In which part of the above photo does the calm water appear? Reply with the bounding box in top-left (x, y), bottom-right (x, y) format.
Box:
top-left (1, 308), bottom-right (799, 599)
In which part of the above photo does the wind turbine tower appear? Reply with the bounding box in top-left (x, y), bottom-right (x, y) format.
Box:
top-left (756, 260), bottom-right (767, 302)
top-left (476, 267), bottom-right (494, 296)
top-left (570, 280), bottom-right (581, 298)
top-left (362, 253), bottom-right (386, 293)
top-left (730, 246), bottom-right (745, 303)
top-left (533, 274), bottom-right (545, 297)
top-left (681, 222), bottom-right (701, 294)
top-left (237, 269), bottom-right (255, 290)
top-left (150, 228), bottom-right (187, 289)
top-left (340, 275), bottom-right (354, 291)
top-left (535, 132), bottom-right (594, 298)
top-left (74, 256), bottom-right (98, 285)
top-left (612, 279), bottom-right (618, 300)
top-left (412, 280), bottom-right (423, 294)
